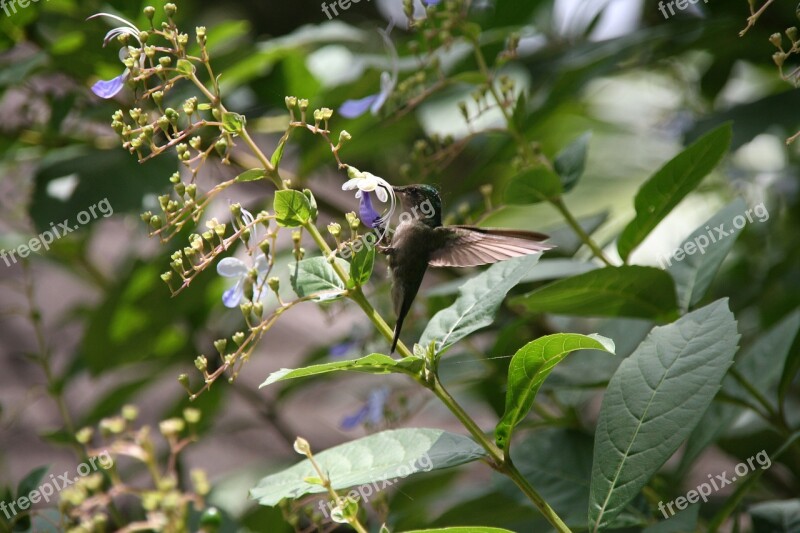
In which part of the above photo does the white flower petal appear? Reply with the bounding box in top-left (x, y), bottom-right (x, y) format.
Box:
top-left (217, 257), bottom-right (248, 278)
top-left (254, 254), bottom-right (269, 275)
top-left (342, 178), bottom-right (360, 191)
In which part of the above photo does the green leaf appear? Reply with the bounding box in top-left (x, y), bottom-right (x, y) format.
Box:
top-left (273, 190), bottom-right (312, 227)
top-left (289, 256), bottom-right (349, 301)
top-left (504, 167), bottom-right (563, 205)
top-left (260, 353), bottom-right (424, 388)
top-left (495, 333), bottom-right (615, 451)
top-left (680, 309), bottom-right (800, 471)
top-left (728, 308), bottom-right (800, 410)
top-left (405, 526), bottom-right (514, 533)
top-left (16, 465), bottom-right (48, 500)
top-left (348, 245), bottom-right (375, 288)
top-left (426, 259), bottom-right (597, 298)
top-left (250, 429), bottom-right (486, 506)
top-left (554, 132), bottom-right (591, 192)
top-left (750, 500), bottom-right (800, 533)
top-left (617, 123), bottom-right (732, 261)
top-left (302, 189), bottom-right (318, 222)
top-left (642, 505), bottom-right (700, 533)
top-left (221, 111), bottom-right (246, 134)
top-left (271, 133), bottom-right (289, 167)
top-left (512, 266), bottom-right (679, 322)
top-left (588, 299), bottom-right (740, 530)
top-left (175, 58), bottom-right (195, 76)
top-left (234, 168), bottom-right (266, 182)
top-left (419, 254), bottom-right (543, 355)
top-left (667, 198), bottom-right (746, 311)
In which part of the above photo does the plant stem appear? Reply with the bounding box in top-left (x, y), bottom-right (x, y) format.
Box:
top-left (245, 120), bottom-right (571, 532)
top-left (470, 39), bottom-right (612, 267)
top-left (431, 379), bottom-right (572, 533)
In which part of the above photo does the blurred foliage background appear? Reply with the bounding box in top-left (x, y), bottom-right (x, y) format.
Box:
top-left (1, 0), bottom-right (800, 531)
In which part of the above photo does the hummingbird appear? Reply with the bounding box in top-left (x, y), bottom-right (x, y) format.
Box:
top-left (380, 184), bottom-right (555, 353)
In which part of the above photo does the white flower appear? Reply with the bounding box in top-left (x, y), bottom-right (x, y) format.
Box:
top-left (342, 167), bottom-right (396, 231)
top-left (88, 13), bottom-right (146, 99)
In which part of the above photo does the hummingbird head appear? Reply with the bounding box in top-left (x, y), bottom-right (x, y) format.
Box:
top-left (392, 184), bottom-right (442, 227)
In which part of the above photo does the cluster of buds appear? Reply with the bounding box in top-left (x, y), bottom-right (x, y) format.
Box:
top-left (62, 404), bottom-right (214, 533)
top-left (285, 95), bottom-right (310, 123)
top-left (770, 26), bottom-right (800, 85)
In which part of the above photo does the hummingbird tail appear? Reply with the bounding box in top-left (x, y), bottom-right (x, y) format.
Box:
top-left (390, 319), bottom-right (404, 354)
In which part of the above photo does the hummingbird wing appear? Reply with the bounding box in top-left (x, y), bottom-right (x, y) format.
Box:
top-left (428, 226), bottom-right (555, 267)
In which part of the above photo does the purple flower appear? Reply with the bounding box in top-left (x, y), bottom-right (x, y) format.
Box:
top-left (88, 13), bottom-right (145, 99)
top-left (359, 192), bottom-right (381, 228)
top-left (341, 387), bottom-right (390, 430)
top-left (339, 22), bottom-right (398, 118)
top-left (423, 0), bottom-right (442, 4)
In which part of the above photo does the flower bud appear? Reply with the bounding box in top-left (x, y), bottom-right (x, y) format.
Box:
top-left (770, 32), bottom-right (783, 47)
top-left (184, 407), bottom-right (201, 424)
top-left (267, 276), bottom-right (280, 292)
top-left (195, 355), bottom-right (208, 372)
top-left (293, 436), bottom-right (311, 455)
top-left (76, 427), bottom-right (94, 444)
top-left (159, 417), bottom-right (185, 437)
top-left (285, 96), bottom-right (298, 109)
top-left (787, 27), bottom-right (798, 42)
top-left (196, 26), bottom-right (207, 44)
top-left (214, 338), bottom-right (227, 355)
top-left (327, 222), bottom-right (341, 238)
top-left (298, 98), bottom-right (309, 111)
top-left (122, 405), bottom-right (139, 421)
top-left (144, 6), bottom-right (156, 19)
top-left (215, 137), bottom-right (228, 156)
top-left (164, 3), bottom-right (177, 17)
top-left (773, 51), bottom-right (787, 67)
top-left (345, 211), bottom-right (360, 231)
top-left (338, 130), bottom-right (351, 144)
top-left (232, 331), bottom-right (246, 345)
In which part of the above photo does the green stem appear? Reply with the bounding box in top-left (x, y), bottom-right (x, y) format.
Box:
top-left (728, 367), bottom-right (779, 421)
top-left (246, 121), bottom-right (571, 532)
top-left (431, 379), bottom-right (572, 533)
top-left (470, 39), bottom-right (612, 267)
top-left (551, 198), bottom-right (613, 266)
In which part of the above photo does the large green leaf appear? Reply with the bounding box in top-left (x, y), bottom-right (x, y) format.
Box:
top-left (273, 189), bottom-right (312, 227)
top-left (504, 167), bottom-right (563, 205)
top-left (495, 333), bottom-right (615, 451)
top-left (617, 123), bottom-right (732, 261)
top-left (405, 526), bottom-right (514, 533)
top-left (588, 299), bottom-right (740, 531)
top-left (680, 309), bottom-right (800, 471)
top-left (426, 259), bottom-right (597, 298)
top-left (512, 266), bottom-right (678, 322)
top-left (289, 256), bottom-right (349, 301)
top-left (667, 198), bottom-right (746, 311)
top-left (499, 429), bottom-right (646, 530)
top-left (260, 353), bottom-right (423, 388)
top-left (419, 254), bottom-right (542, 355)
top-left (250, 429), bottom-right (486, 506)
